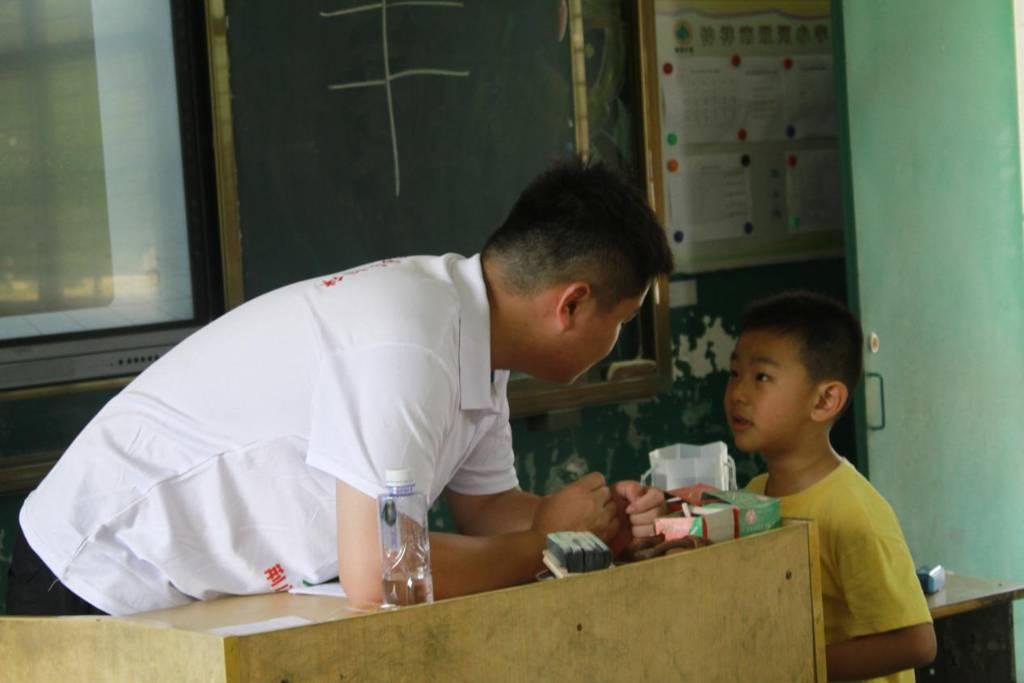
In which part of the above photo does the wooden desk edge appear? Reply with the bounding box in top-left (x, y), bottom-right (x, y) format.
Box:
top-left (927, 574), bottom-right (1024, 620)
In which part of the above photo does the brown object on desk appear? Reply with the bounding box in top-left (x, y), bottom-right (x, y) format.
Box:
top-left (627, 534), bottom-right (712, 561)
top-left (618, 533), bottom-right (665, 562)
top-left (0, 521), bottom-right (827, 682)
top-left (916, 573), bottom-right (1024, 682)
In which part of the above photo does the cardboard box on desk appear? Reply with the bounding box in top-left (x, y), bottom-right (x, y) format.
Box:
top-left (666, 485), bottom-right (782, 538)
top-left (710, 489), bottom-right (781, 537)
top-left (655, 504), bottom-right (736, 543)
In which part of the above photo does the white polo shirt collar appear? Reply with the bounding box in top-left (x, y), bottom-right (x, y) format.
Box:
top-left (451, 254), bottom-right (504, 412)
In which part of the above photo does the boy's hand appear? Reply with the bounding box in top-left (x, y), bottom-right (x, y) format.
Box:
top-left (604, 480), bottom-right (666, 558)
top-left (612, 480), bottom-right (666, 537)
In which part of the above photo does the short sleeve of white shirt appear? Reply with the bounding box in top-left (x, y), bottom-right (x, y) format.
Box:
top-left (446, 417), bottom-right (517, 495)
top-left (305, 343), bottom-right (458, 500)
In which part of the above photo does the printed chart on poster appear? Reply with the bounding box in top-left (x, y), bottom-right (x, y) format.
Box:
top-left (651, 0), bottom-right (843, 273)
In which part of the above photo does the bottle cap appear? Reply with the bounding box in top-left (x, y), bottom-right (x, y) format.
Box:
top-left (385, 468), bottom-right (413, 485)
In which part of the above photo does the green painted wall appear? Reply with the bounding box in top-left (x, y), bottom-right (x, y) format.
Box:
top-left (838, 0), bottom-right (1024, 674)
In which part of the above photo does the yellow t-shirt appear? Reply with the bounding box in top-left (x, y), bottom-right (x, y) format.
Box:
top-left (747, 459), bottom-right (931, 683)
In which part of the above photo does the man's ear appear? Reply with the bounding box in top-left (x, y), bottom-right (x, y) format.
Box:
top-left (554, 282), bottom-right (591, 330)
top-left (810, 381), bottom-right (848, 423)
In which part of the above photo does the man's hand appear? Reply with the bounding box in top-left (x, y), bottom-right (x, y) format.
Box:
top-left (531, 472), bottom-right (619, 542)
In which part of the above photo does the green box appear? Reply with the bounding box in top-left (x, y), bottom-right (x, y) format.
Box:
top-left (704, 490), bottom-right (781, 537)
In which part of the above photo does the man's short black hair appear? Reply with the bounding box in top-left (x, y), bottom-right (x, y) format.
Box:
top-left (740, 290), bottom-right (864, 396)
top-left (482, 157), bottom-right (673, 308)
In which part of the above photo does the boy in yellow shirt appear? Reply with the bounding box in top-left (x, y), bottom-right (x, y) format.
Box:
top-left (727, 291), bottom-right (935, 682)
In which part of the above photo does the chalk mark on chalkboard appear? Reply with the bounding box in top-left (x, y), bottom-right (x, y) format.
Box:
top-left (390, 68), bottom-right (470, 81)
top-left (322, 1), bottom-right (468, 197)
top-left (320, 1), bottom-right (464, 19)
top-left (327, 70), bottom-right (468, 92)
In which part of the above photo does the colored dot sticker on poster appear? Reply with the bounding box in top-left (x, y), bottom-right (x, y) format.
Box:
top-left (730, 54), bottom-right (741, 67)
top-left (783, 57), bottom-right (793, 70)
top-left (789, 216), bottom-right (801, 228)
top-left (786, 125), bottom-right (796, 139)
top-left (673, 230), bottom-right (684, 243)
top-left (743, 222), bottom-right (754, 234)
top-left (663, 62), bottom-right (674, 74)
top-left (667, 159), bottom-right (679, 172)
top-left (740, 154), bottom-right (750, 167)
top-left (737, 128), bottom-right (748, 141)
top-left (787, 155), bottom-right (798, 167)
top-left (667, 132), bottom-right (678, 145)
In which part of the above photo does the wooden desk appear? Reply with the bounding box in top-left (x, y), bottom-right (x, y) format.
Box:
top-left (917, 574), bottom-right (1024, 682)
top-left (0, 521), bottom-right (826, 682)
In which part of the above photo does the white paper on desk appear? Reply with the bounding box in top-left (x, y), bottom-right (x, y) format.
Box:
top-left (289, 581), bottom-right (347, 598)
top-left (209, 615), bottom-right (313, 636)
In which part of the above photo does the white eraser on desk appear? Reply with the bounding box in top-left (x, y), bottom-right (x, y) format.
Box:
top-left (916, 564), bottom-right (946, 594)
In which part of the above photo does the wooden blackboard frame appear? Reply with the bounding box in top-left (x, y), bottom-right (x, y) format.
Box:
top-left (206, 0), bottom-right (673, 420)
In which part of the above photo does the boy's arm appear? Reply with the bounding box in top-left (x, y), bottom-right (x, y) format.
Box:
top-left (825, 621), bottom-right (936, 681)
top-left (336, 476), bottom-right (619, 603)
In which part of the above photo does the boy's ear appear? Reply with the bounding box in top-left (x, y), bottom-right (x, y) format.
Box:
top-left (810, 380), bottom-right (848, 423)
top-left (554, 282), bottom-right (591, 330)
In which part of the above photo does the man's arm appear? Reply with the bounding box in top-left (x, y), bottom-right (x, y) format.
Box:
top-left (444, 487), bottom-right (540, 536)
top-left (825, 622), bottom-right (936, 681)
top-left (336, 473), bottom-right (618, 603)
top-left (446, 479), bottom-right (667, 538)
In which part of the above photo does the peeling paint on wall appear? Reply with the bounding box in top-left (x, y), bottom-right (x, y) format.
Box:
top-left (544, 452), bottom-right (589, 493)
top-left (676, 315), bottom-right (736, 381)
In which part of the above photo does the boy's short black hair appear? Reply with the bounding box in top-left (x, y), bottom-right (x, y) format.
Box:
top-left (740, 290), bottom-right (864, 395)
top-left (482, 157), bottom-right (674, 309)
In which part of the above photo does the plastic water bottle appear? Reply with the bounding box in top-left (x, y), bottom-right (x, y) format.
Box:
top-left (377, 468), bottom-right (434, 606)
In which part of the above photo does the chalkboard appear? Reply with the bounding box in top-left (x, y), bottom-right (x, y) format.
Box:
top-left (226, 0), bottom-right (582, 296)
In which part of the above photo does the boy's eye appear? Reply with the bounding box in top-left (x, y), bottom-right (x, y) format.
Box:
top-left (755, 373), bottom-right (771, 382)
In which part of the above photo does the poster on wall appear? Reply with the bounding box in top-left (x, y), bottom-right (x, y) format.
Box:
top-left (650, 0), bottom-right (844, 273)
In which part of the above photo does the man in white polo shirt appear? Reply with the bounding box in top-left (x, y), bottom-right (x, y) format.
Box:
top-left (9, 158), bottom-right (674, 615)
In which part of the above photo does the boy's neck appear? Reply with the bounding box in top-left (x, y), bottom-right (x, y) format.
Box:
top-left (763, 438), bottom-right (842, 497)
